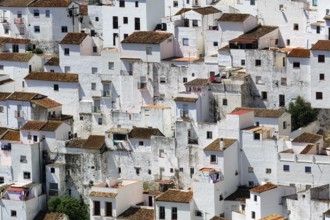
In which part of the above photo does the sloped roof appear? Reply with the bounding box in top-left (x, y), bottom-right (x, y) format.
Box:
top-left (122, 31), bottom-right (172, 44)
top-left (218, 13), bottom-right (250, 22)
top-left (89, 191), bottom-right (117, 198)
top-left (40, 121), bottom-right (63, 131)
top-left (1, 130), bottom-right (20, 141)
top-left (156, 189), bottom-right (193, 203)
top-left (59, 33), bottom-right (88, 45)
top-left (233, 107), bottom-right (286, 118)
top-left (82, 135), bottom-right (105, 149)
top-left (311, 40), bottom-right (330, 51)
top-left (118, 207), bottom-right (154, 220)
top-left (28, 0), bottom-right (73, 7)
top-left (0, 53), bottom-right (34, 62)
top-left (44, 57), bottom-right (59, 66)
top-left (173, 97), bottom-right (198, 102)
top-left (31, 97), bottom-right (62, 109)
top-left (250, 183), bottom-right (277, 193)
top-left (175, 6), bottom-right (220, 16)
top-left (292, 132), bottom-right (322, 143)
top-left (238, 26), bottom-right (278, 39)
top-left (0, 92), bottom-right (11, 101)
top-left (129, 127), bottom-right (164, 139)
top-left (184, 78), bottom-right (209, 87)
top-left (6, 92), bottom-right (39, 101)
top-left (21, 121), bottom-right (47, 131)
top-left (204, 138), bottom-right (237, 151)
top-left (0, 37), bottom-right (30, 44)
top-left (287, 48), bottom-right (310, 58)
top-left (260, 214), bottom-right (286, 220)
top-left (0, 127), bottom-right (8, 136)
top-left (225, 186), bottom-right (251, 201)
top-left (0, 0), bottom-right (31, 7)
top-left (79, 4), bottom-right (88, 16)
top-left (25, 72), bottom-right (79, 83)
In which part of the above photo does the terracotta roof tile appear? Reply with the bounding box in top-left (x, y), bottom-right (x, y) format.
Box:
top-left (184, 78), bottom-right (209, 87)
top-left (292, 132), bottom-right (322, 143)
top-left (122, 31), bottom-right (172, 44)
top-left (175, 6), bottom-right (220, 16)
top-left (233, 107), bottom-right (286, 118)
top-left (89, 191), bottom-right (117, 198)
top-left (59, 33), bottom-right (88, 45)
top-left (128, 127), bottom-right (164, 139)
top-left (173, 97), bottom-right (198, 102)
top-left (40, 121), bottom-right (62, 131)
top-left (239, 26), bottom-right (278, 39)
top-left (287, 48), bottom-right (310, 58)
top-left (300, 144), bottom-right (314, 154)
top-left (0, 37), bottom-right (30, 44)
top-left (25, 72), bottom-right (78, 83)
top-left (31, 97), bottom-right (62, 109)
top-left (156, 189), bottom-right (193, 203)
top-left (250, 183), bottom-right (277, 193)
top-left (118, 207), bottom-right (154, 220)
top-left (0, 0), bottom-right (31, 7)
top-left (1, 130), bottom-right (20, 142)
top-left (230, 109), bottom-right (252, 115)
top-left (0, 127), bottom-right (8, 136)
top-left (311, 40), bottom-right (330, 51)
top-left (6, 92), bottom-right (39, 101)
top-left (82, 135), bottom-right (105, 149)
top-left (79, 4), bottom-right (88, 15)
top-left (261, 214), bottom-right (286, 220)
top-left (218, 13), bottom-right (250, 22)
top-left (204, 138), bottom-right (237, 151)
top-left (0, 53), bottom-right (34, 62)
top-left (44, 57), bottom-right (59, 66)
top-left (28, 0), bottom-right (73, 7)
top-left (21, 121), bottom-right (47, 131)
top-left (219, 45), bottom-right (229, 51)
top-left (0, 92), bottom-right (11, 101)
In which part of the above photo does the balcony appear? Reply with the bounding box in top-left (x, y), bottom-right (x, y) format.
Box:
top-left (188, 138), bottom-right (198, 145)
top-left (15, 110), bottom-right (24, 118)
top-left (14, 18), bottom-right (24, 25)
top-left (102, 90), bottom-right (111, 97)
top-left (93, 106), bottom-right (101, 113)
top-left (0, 17), bottom-right (8, 24)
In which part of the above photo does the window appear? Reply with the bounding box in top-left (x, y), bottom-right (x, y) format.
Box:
top-left (170, 168), bottom-right (174, 173)
top-left (134, 17), bottom-right (140, 30)
top-left (91, 83), bottom-right (96, 90)
top-left (261, 91), bottom-right (268, 100)
top-left (196, 210), bottom-right (203, 217)
top-left (0, 106), bottom-right (3, 113)
top-left (98, 118), bottom-right (102, 125)
top-left (192, 20), bottom-right (198, 27)
top-left (80, 116), bottom-right (83, 121)
top-left (105, 202), bottom-right (112, 217)
top-left (123, 17), bottom-right (128, 24)
top-left (172, 207), bottom-right (177, 220)
top-left (48, 182), bottom-right (58, 196)
top-left (281, 77), bottom-right (287, 86)
top-left (0, 65), bottom-right (3, 70)
top-left (13, 44), bottom-right (19, 53)
top-left (316, 92), bottom-right (323, 100)
top-left (293, 62), bottom-right (300, 68)
top-left (93, 46), bottom-right (97, 53)
top-left (210, 154), bottom-right (217, 164)
top-left (254, 195), bottom-right (257, 201)
top-left (320, 73), bottom-right (325, 80)
top-left (23, 172), bottom-right (31, 179)
top-left (283, 121), bottom-right (287, 129)
top-left (34, 9), bottom-right (39, 17)
top-left (118, 167), bottom-right (121, 173)
top-left (207, 131), bottom-right (212, 139)
top-left (113, 16), bottom-right (118, 29)
top-left (160, 76), bottom-right (166, 84)
top-left (266, 168), bottom-right (271, 174)
top-left (95, 17), bottom-right (99, 22)
top-left (92, 67), bottom-right (98, 74)
top-left (33, 135), bottom-right (37, 142)
top-left (46, 10), bottom-right (50, 17)
top-left (146, 47), bottom-right (152, 55)
top-left (250, 0), bottom-right (255, 5)
top-left (119, 0), bottom-right (125, 7)
top-left (255, 59), bottom-right (261, 66)
top-left (183, 77), bottom-right (187, 83)
top-left (251, 211), bottom-right (256, 219)
top-left (139, 141), bottom-right (144, 146)
top-left (283, 165), bottom-right (290, 172)
top-left (190, 168), bottom-right (194, 178)
top-left (287, 39), bottom-right (290, 46)
top-left (249, 181), bottom-right (254, 187)
top-left (93, 201), bottom-right (100, 216)
top-left (34, 26), bottom-right (40, 33)
top-left (279, 94), bottom-right (285, 107)
top-left (11, 210), bottom-right (17, 217)
top-left (108, 62), bottom-right (114, 70)
top-left (124, 34), bottom-right (128, 39)
top-left (0, 176), bottom-right (4, 184)
top-left (51, 167), bottom-right (55, 173)
top-left (318, 55), bottom-right (325, 63)
top-left (148, 169), bottom-right (151, 175)
top-left (173, 0), bottom-right (178, 7)
top-left (183, 38), bottom-right (189, 46)
top-left (20, 155), bottom-right (27, 163)
top-left (159, 206), bottom-right (165, 219)
top-left (241, 59), bottom-right (245, 66)
top-left (135, 167), bottom-right (141, 175)
top-left (213, 41), bottom-right (218, 46)
top-left (179, 167), bottom-right (183, 172)
top-left (61, 26), bottom-right (68, 33)
top-left (222, 98), bottom-right (228, 106)
top-left (248, 167), bottom-right (254, 173)
top-left (219, 194), bottom-right (224, 200)
top-left (254, 133), bottom-right (260, 140)
top-left (293, 23), bottom-right (299, 30)
top-left (4, 28), bottom-right (8, 34)
top-left (64, 48), bottom-right (70, 55)
top-left (54, 84), bottom-right (59, 91)
top-left (135, 1), bottom-right (139, 7)
top-left (305, 166), bottom-right (311, 173)
top-left (312, 0), bottom-right (317, 6)
top-left (113, 33), bottom-right (118, 46)
top-left (316, 26), bottom-right (320, 34)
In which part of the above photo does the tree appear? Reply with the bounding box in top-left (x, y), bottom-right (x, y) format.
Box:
top-left (286, 96), bottom-right (318, 131)
top-left (47, 196), bottom-right (89, 220)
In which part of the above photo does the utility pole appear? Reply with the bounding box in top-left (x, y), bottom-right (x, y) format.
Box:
top-left (68, 5), bottom-right (79, 32)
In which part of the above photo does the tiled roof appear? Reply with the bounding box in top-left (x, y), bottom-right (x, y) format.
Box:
top-left (175, 6), bottom-right (220, 15)
top-left (59, 33), bottom-right (88, 45)
top-left (225, 186), bottom-right (251, 201)
top-left (1, 130), bottom-right (20, 141)
top-left (210, 217), bottom-right (221, 220)
top-left (0, 127), bottom-right (8, 136)
top-left (292, 132), bottom-right (322, 143)
top-left (324, 209), bottom-right (330, 215)
top-left (218, 13), bottom-right (250, 22)
top-left (31, 97), bottom-right (62, 109)
top-left (0, 53), bottom-right (34, 62)
top-left (204, 138), bottom-right (237, 151)
top-left (143, 105), bottom-right (170, 109)
top-left (25, 72), bottom-right (79, 83)
top-left (28, 0), bottom-right (73, 7)
top-left (173, 97), bottom-right (198, 102)
top-left (44, 57), bottom-right (59, 66)
top-left (0, 92), bottom-right (11, 101)
top-left (156, 189), bottom-right (193, 203)
top-left (287, 48), bottom-right (310, 58)
top-left (260, 214), bottom-right (286, 220)
top-left (184, 78), bottom-right (209, 87)
top-left (21, 121), bottom-right (47, 131)
top-left (300, 144), bottom-right (314, 154)
top-left (239, 26), bottom-right (278, 39)
top-left (82, 135), bottom-right (105, 149)
top-left (79, 4), bottom-right (88, 15)
top-left (233, 107), bottom-right (286, 118)
top-left (89, 191), bottom-right (117, 198)
top-left (65, 138), bottom-right (87, 148)
top-left (250, 183), bottom-right (277, 193)
top-left (41, 121), bottom-right (63, 131)
top-left (118, 207), bottom-right (154, 220)
top-left (0, 0), bottom-right (31, 7)
top-left (311, 40), bottom-right (330, 51)
top-left (6, 92), bottom-right (39, 101)
top-left (129, 127), bottom-right (164, 139)
top-left (122, 31), bottom-right (172, 44)
top-left (219, 45), bottom-right (229, 51)
top-left (230, 109), bottom-right (252, 115)
top-left (0, 37), bottom-right (30, 44)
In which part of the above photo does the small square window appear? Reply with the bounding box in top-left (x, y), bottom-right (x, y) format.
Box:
top-left (210, 155), bottom-right (217, 164)
top-left (320, 73), bottom-right (325, 80)
top-left (248, 181), bottom-right (254, 187)
top-left (173, 0), bottom-right (178, 7)
top-left (255, 59), bottom-right (261, 66)
top-left (222, 98), bottom-right (228, 106)
top-left (80, 116), bottom-right (83, 121)
top-left (119, 0), bottom-right (125, 7)
top-left (293, 62), bottom-right (300, 68)
top-left (34, 9), bottom-right (39, 17)
top-left (139, 141), bottom-right (144, 146)
top-left (293, 23), bottom-right (299, 30)
top-left (95, 17), bottom-right (99, 22)
top-left (219, 194), bottom-right (224, 201)
top-left (159, 149), bottom-right (165, 158)
top-left (281, 77), bottom-right (287, 86)
top-left (20, 155), bottom-right (27, 163)
top-left (207, 131), bottom-right (212, 139)
top-left (305, 166), bottom-right (311, 173)
top-left (213, 41), bottom-right (218, 46)
top-left (61, 26), bottom-right (68, 33)
top-left (135, 167), bottom-right (140, 175)
top-left (248, 167), bottom-right (254, 173)
top-left (316, 92), bottom-right (323, 100)
top-left (250, 0), bottom-right (255, 5)
top-left (183, 77), bottom-right (187, 83)
top-left (108, 62), bottom-right (114, 70)
top-left (34, 26), bottom-right (40, 33)
top-left (46, 10), bottom-right (50, 17)
top-left (179, 167), bottom-right (184, 172)
top-left (124, 34), bottom-right (128, 39)
top-left (283, 165), bottom-right (290, 172)
top-left (192, 20), bottom-right (198, 27)
top-left (0, 176), bottom-right (4, 184)
top-left (11, 210), bottom-right (17, 217)
top-left (146, 47), bottom-right (152, 55)
top-left (23, 172), bottom-right (31, 179)
top-left (241, 59), bottom-right (245, 66)
top-left (64, 48), bottom-right (70, 55)
top-left (261, 91), bottom-right (268, 100)
top-left (318, 55), bottom-right (325, 63)
top-left (254, 133), bottom-right (260, 140)
top-left (170, 168), bottom-right (174, 173)
top-left (54, 84), bottom-right (59, 91)
top-left (123, 17), bottom-right (128, 24)
top-left (183, 38), bottom-right (189, 46)
top-left (195, 210), bottom-right (203, 217)
top-left (64, 66), bottom-right (70, 73)
top-left (160, 76), bottom-right (166, 84)
top-left (266, 168), bottom-right (271, 174)
top-left (51, 167), bottom-right (55, 173)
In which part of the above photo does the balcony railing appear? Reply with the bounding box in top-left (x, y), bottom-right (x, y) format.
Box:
top-left (14, 18), bottom-right (24, 24)
top-left (102, 90), bottom-right (111, 97)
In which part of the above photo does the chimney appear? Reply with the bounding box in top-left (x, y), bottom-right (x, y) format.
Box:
top-left (220, 138), bottom-right (224, 150)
